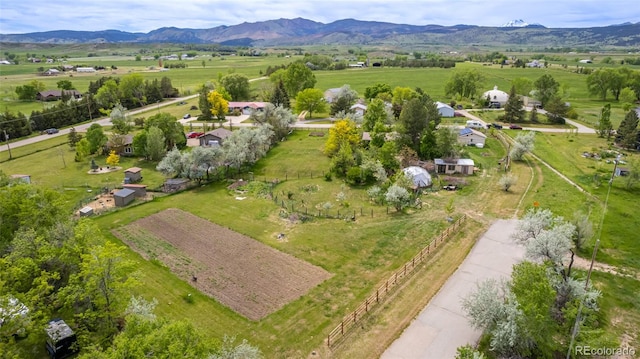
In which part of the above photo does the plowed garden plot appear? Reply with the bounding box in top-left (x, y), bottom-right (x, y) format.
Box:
top-left (112, 208), bottom-right (331, 320)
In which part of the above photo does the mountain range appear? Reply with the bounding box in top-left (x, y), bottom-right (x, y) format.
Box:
top-left (1, 18), bottom-right (639, 48)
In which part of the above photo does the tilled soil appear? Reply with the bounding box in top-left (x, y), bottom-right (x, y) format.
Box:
top-left (112, 208), bottom-right (331, 320)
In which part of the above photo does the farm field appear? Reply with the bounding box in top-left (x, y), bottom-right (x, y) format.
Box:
top-left (113, 208), bottom-right (332, 321)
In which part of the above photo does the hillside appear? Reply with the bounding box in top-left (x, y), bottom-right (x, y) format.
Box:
top-left (1, 18), bottom-right (639, 48)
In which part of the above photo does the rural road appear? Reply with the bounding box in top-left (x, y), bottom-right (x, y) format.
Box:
top-left (381, 219), bottom-right (525, 359)
top-left (1, 100), bottom-right (595, 154)
top-left (0, 95), bottom-right (198, 153)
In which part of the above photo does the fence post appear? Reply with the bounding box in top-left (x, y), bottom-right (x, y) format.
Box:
top-left (353, 311), bottom-right (357, 323)
top-left (341, 321), bottom-right (344, 335)
top-left (371, 209), bottom-right (373, 217)
top-left (353, 210), bottom-right (356, 219)
top-left (404, 263), bottom-right (407, 276)
top-left (285, 173), bottom-right (288, 181)
top-left (376, 289), bottom-right (379, 303)
top-left (412, 257), bottom-right (415, 268)
top-left (394, 272), bottom-right (398, 284)
top-left (365, 298), bottom-right (369, 312)
top-left (360, 207), bottom-right (363, 216)
top-left (386, 280), bottom-right (389, 293)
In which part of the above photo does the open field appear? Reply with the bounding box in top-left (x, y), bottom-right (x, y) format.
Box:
top-left (113, 208), bottom-right (332, 320)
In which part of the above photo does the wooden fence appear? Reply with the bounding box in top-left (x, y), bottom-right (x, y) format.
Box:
top-left (326, 214), bottom-right (467, 348)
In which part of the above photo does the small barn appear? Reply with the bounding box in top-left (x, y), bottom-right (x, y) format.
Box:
top-left (113, 188), bottom-right (136, 207)
top-left (402, 166), bottom-right (433, 188)
top-left (124, 167), bottom-right (142, 183)
top-left (436, 102), bottom-right (455, 117)
top-left (458, 128), bottom-right (487, 147)
top-left (79, 206), bottom-right (94, 217)
top-left (199, 128), bottom-right (233, 147)
top-left (123, 184), bottom-right (147, 197)
top-left (435, 158), bottom-right (475, 175)
top-left (163, 178), bottom-right (190, 193)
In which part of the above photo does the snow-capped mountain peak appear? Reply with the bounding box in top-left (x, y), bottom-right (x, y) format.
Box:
top-left (502, 19), bottom-right (529, 27)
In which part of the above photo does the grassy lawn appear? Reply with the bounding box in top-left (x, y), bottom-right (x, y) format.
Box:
top-left (0, 141), bottom-right (166, 210)
top-left (80, 129), bottom-right (527, 357)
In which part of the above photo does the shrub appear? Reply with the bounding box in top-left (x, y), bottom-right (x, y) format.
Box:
top-left (346, 166), bottom-right (362, 184)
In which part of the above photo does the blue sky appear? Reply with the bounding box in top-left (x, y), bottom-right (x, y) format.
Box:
top-left (1, 0), bottom-right (638, 34)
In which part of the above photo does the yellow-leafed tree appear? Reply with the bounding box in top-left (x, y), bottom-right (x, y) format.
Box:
top-left (207, 90), bottom-right (229, 121)
top-left (324, 119), bottom-right (360, 157)
top-left (106, 150), bottom-right (120, 167)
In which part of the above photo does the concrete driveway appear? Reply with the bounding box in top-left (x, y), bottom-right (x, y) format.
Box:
top-left (381, 219), bottom-right (524, 359)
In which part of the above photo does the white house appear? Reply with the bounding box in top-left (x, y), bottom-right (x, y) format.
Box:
top-left (458, 128), bottom-right (487, 147)
top-left (482, 86), bottom-right (509, 106)
top-left (436, 102), bottom-right (455, 117)
top-left (324, 88), bottom-right (341, 103)
top-left (350, 103), bottom-right (367, 116)
top-left (76, 67), bottom-right (96, 73)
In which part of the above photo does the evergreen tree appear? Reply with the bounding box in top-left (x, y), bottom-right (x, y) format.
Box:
top-left (616, 109), bottom-right (639, 149)
top-left (504, 86), bottom-right (525, 123)
top-left (270, 80), bottom-right (290, 109)
top-left (67, 127), bottom-right (82, 148)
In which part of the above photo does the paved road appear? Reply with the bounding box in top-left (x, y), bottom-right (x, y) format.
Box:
top-left (460, 108), bottom-right (596, 134)
top-left (381, 219), bottom-right (524, 359)
top-left (0, 95), bottom-right (198, 153)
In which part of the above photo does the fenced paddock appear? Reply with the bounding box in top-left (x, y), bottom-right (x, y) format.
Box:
top-left (326, 214), bottom-right (467, 348)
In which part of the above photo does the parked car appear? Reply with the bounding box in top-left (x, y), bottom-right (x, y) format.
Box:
top-left (44, 128), bottom-right (59, 134)
top-left (509, 124), bottom-right (523, 130)
top-left (183, 114), bottom-right (191, 119)
top-left (491, 123), bottom-right (503, 129)
top-left (187, 132), bottom-right (204, 139)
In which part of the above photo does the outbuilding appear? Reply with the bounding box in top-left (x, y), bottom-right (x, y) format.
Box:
top-left (482, 86), bottom-right (509, 107)
top-left (435, 158), bottom-right (475, 175)
top-left (123, 184), bottom-right (147, 197)
top-left (113, 188), bottom-right (136, 207)
top-left (402, 166), bottom-right (433, 188)
top-left (78, 206), bottom-right (94, 217)
top-left (124, 167), bottom-right (142, 183)
top-left (163, 178), bottom-right (190, 193)
top-left (436, 102), bottom-right (455, 117)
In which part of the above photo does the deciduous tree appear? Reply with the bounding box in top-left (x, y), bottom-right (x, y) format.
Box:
top-left (533, 74), bottom-right (559, 108)
top-left (86, 123), bottom-right (107, 154)
top-left (295, 88), bottom-right (327, 119)
top-left (146, 126), bottom-right (166, 161)
top-left (324, 119), bottom-right (360, 157)
top-left (385, 184), bottom-right (411, 211)
top-left (220, 73), bottom-right (250, 101)
top-left (106, 150), bottom-right (120, 167)
top-left (444, 69), bottom-right (484, 99)
top-left (283, 62), bottom-right (316, 97)
top-left (208, 90), bottom-right (229, 121)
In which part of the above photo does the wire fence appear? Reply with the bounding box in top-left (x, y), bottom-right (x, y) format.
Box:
top-left (326, 214), bottom-right (467, 348)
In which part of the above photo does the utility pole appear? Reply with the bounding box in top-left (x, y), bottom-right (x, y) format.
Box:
top-left (3, 129), bottom-right (12, 160)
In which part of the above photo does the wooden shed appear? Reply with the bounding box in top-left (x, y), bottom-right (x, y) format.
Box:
top-left (124, 167), bottom-right (142, 183)
top-left (79, 206), bottom-right (94, 217)
top-left (163, 178), bottom-right (190, 193)
top-left (113, 188), bottom-right (136, 207)
top-left (123, 184), bottom-right (147, 197)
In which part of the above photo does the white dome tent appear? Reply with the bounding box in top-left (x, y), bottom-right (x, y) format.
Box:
top-left (402, 166), bottom-right (432, 188)
top-left (482, 85), bottom-right (509, 106)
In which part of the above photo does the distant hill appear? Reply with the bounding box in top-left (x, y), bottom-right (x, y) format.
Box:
top-left (1, 18), bottom-right (639, 48)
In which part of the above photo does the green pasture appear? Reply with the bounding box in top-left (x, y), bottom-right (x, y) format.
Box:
top-left (531, 132), bottom-right (640, 270)
top-left (2, 54), bottom-right (636, 129)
